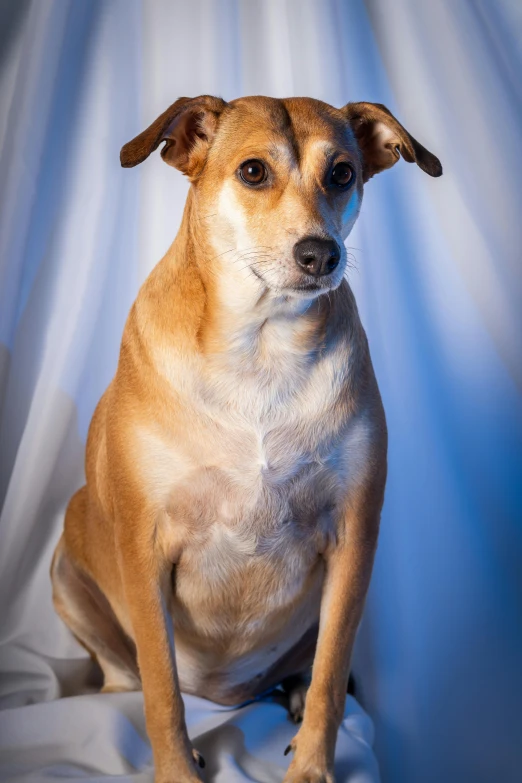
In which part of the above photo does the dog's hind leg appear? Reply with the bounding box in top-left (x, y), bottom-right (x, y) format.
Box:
top-left (51, 519), bottom-right (140, 694)
top-left (282, 673), bottom-right (311, 723)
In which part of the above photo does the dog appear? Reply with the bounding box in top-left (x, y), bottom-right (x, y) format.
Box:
top-left (51, 95), bottom-right (441, 783)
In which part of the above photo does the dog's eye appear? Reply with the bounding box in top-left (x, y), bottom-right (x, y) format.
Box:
top-left (239, 160), bottom-right (267, 186)
top-left (330, 162), bottom-right (354, 188)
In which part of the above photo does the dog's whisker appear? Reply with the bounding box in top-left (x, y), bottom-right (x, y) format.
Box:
top-left (232, 252), bottom-right (273, 261)
top-left (209, 246), bottom-right (273, 268)
top-left (235, 261), bottom-right (273, 274)
top-left (209, 247), bottom-right (239, 262)
top-left (231, 252), bottom-right (275, 271)
top-left (233, 256), bottom-right (273, 268)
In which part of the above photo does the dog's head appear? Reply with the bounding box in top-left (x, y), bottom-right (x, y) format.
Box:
top-left (121, 95), bottom-right (441, 300)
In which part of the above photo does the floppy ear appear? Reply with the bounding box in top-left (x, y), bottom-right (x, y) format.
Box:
top-left (343, 101), bottom-right (442, 182)
top-left (120, 95), bottom-right (228, 177)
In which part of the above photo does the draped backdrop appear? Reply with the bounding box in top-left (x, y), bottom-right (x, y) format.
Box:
top-left (0, 2), bottom-right (521, 782)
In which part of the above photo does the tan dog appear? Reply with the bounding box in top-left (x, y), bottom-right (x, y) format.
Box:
top-left (51, 95), bottom-right (441, 783)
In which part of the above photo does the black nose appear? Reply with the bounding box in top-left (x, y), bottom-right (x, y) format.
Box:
top-left (293, 237), bottom-right (341, 277)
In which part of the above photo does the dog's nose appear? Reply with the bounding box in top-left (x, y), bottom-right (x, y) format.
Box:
top-left (293, 237), bottom-right (341, 277)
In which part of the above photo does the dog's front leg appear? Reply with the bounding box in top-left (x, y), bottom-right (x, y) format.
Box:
top-left (116, 513), bottom-right (202, 783)
top-left (283, 489), bottom-right (383, 783)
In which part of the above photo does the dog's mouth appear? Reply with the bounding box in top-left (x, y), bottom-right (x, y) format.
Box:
top-left (288, 282), bottom-right (324, 296)
top-left (250, 265), bottom-right (343, 299)
top-left (291, 281), bottom-right (323, 291)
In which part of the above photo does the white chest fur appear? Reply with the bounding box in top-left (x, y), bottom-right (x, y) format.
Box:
top-left (134, 297), bottom-right (372, 680)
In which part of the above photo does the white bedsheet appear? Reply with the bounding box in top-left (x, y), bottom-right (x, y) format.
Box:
top-left (0, 673), bottom-right (379, 783)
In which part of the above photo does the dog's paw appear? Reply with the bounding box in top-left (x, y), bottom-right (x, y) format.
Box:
top-left (156, 773), bottom-right (203, 783)
top-left (282, 732), bottom-right (335, 783)
top-left (191, 748), bottom-right (205, 769)
top-left (282, 673), bottom-right (311, 724)
top-left (282, 763), bottom-right (335, 783)
top-left (155, 747), bottom-right (205, 783)
top-left (287, 680), bottom-right (308, 723)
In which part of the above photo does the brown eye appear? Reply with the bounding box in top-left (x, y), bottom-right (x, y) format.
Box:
top-left (330, 162), bottom-right (354, 188)
top-left (239, 159), bottom-right (267, 186)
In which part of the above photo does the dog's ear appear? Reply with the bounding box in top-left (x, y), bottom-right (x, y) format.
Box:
top-left (342, 102), bottom-right (442, 182)
top-left (120, 95), bottom-right (228, 177)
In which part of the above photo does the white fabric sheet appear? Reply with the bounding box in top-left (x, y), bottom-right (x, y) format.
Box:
top-left (0, 689), bottom-right (379, 782)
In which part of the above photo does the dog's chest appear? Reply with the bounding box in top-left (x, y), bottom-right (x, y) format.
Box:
top-left (167, 335), bottom-right (352, 516)
top-left (139, 327), bottom-right (364, 642)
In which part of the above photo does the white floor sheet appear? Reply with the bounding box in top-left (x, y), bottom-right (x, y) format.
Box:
top-left (0, 662), bottom-right (379, 783)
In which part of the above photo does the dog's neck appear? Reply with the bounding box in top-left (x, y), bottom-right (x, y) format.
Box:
top-left (168, 189), bottom-right (336, 361)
